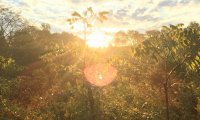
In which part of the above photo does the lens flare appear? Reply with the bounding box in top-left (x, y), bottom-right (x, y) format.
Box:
top-left (84, 63), bottom-right (117, 86)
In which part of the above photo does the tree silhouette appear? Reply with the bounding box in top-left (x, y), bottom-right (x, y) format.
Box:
top-left (67, 7), bottom-right (109, 41)
top-left (67, 7), bottom-right (109, 120)
top-left (0, 6), bottom-right (24, 56)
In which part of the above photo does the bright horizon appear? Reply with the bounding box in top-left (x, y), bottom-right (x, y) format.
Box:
top-left (1, 0), bottom-right (200, 35)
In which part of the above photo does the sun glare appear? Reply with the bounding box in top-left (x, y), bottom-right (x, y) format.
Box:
top-left (73, 22), bottom-right (84, 30)
top-left (84, 63), bottom-right (117, 86)
top-left (86, 31), bottom-right (111, 48)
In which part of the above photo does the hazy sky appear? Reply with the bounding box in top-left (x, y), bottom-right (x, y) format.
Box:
top-left (1, 0), bottom-right (200, 34)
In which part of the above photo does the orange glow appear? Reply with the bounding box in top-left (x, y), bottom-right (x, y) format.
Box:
top-left (86, 31), bottom-right (112, 48)
top-left (84, 63), bottom-right (117, 86)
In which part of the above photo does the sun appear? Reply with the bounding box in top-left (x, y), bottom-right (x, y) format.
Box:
top-left (86, 31), bottom-right (111, 48)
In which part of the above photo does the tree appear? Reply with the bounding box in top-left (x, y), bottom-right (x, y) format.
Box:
top-left (134, 23), bottom-right (200, 120)
top-left (67, 7), bottom-right (109, 120)
top-left (0, 6), bottom-right (24, 56)
top-left (41, 23), bottom-right (51, 31)
top-left (10, 26), bottom-right (43, 65)
top-left (113, 31), bottom-right (128, 46)
top-left (67, 7), bottom-right (109, 42)
top-left (127, 30), bottom-right (144, 44)
top-left (113, 30), bottom-right (145, 46)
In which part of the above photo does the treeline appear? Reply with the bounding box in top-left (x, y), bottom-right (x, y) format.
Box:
top-left (0, 6), bottom-right (200, 120)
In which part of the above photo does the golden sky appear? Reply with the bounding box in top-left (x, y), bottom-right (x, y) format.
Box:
top-left (1, 0), bottom-right (200, 34)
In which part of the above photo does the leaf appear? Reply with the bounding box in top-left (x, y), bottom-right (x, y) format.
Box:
top-left (97, 14), bottom-right (108, 23)
top-left (170, 24), bottom-right (176, 29)
top-left (99, 11), bottom-right (109, 15)
top-left (177, 23), bottom-right (184, 28)
top-left (67, 18), bottom-right (72, 24)
top-left (172, 47), bottom-right (176, 53)
top-left (72, 12), bottom-right (82, 18)
top-left (87, 7), bottom-right (93, 14)
top-left (195, 55), bottom-right (199, 61)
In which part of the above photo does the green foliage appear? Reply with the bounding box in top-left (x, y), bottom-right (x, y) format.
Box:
top-left (0, 56), bottom-right (22, 78)
top-left (133, 22), bottom-right (200, 119)
top-left (0, 6), bottom-right (200, 120)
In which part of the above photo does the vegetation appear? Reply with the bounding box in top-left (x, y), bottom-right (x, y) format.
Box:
top-left (0, 6), bottom-right (200, 120)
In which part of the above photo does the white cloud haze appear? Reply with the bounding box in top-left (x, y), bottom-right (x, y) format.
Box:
top-left (1, 0), bottom-right (200, 34)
